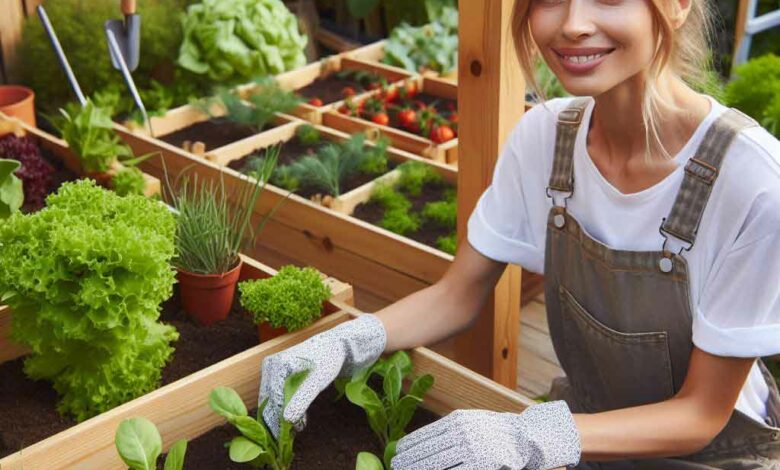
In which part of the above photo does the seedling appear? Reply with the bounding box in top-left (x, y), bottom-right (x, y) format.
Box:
top-left (209, 370), bottom-right (310, 469)
top-left (115, 417), bottom-right (188, 470)
top-left (0, 159), bottom-right (23, 218)
top-left (199, 78), bottom-right (301, 132)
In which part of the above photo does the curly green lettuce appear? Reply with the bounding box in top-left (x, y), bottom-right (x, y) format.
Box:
top-left (0, 180), bottom-right (178, 422)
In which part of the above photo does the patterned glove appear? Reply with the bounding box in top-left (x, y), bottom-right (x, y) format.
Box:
top-left (391, 401), bottom-right (581, 470)
top-left (258, 314), bottom-right (386, 437)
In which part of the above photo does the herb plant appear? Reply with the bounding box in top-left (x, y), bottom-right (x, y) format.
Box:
top-left (112, 166), bottom-right (146, 197)
top-left (0, 180), bottom-right (178, 421)
top-left (0, 159), bottom-right (23, 218)
top-left (56, 100), bottom-right (133, 173)
top-left (370, 184), bottom-right (419, 235)
top-left (295, 124), bottom-right (321, 146)
top-left (239, 265), bottom-right (332, 331)
top-left (178, 0), bottom-right (308, 83)
top-left (0, 134), bottom-right (54, 212)
top-left (115, 417), bottom-right (188, 470)
top-left (201, 79), bottom-right (301, 132)
top-left (168, 146), bottom-right (281, 275)
top-left (435, 232), bottom-right (457, 255)
top-left (422, 198), bottom-right (456, 230)
top-left (397, 161), bottom-right (442, 197)
top-left (336, 351), bottom-right (434, 468)
top-left (209, 371), bottom-right (309, 469)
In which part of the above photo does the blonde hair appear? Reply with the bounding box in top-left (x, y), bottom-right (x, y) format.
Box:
top-left (512, 0), bottom-right (718, 160)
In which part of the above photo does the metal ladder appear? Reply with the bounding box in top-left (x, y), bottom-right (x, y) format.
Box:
top-left (732, 0), bottom-right (780, 71)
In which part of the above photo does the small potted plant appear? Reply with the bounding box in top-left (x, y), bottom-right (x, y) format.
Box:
top-left (238, 265), bottom-right (332, 341)
top-left (168, 145), bottom-right (281, 326)
top-left (0, 85), bottom-right (36, 127)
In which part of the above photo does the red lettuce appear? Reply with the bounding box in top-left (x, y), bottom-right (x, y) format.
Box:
top-left (0, 134), bottom-right (54, 212)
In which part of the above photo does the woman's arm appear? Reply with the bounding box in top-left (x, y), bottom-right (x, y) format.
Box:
top-left (576, 347), bottom-right (755, 460)
top-left (375, 240), bottom-right (508, 352)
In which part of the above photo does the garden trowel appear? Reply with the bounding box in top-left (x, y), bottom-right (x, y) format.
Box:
top-left (104, 0), bottom-right (141, 72)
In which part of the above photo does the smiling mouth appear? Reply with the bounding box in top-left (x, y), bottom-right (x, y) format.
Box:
top-left (554, 48), bottom-right (615, 64)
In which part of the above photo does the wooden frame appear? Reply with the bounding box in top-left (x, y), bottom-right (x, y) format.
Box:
top-left (0, 112), bottom-right (160, 197)
top-left (0, 300), bottom-right (534, 470)
top-left (236, 55), bottom-right (415, 125)
top-left (0, 255), bottom-right (354, 468)
top-left (322, 76), bottom-right (459, 164)
top-left (344, 40), bottom-right (458, 83)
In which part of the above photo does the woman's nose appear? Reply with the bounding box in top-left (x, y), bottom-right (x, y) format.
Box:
top-left (561, 0), bottom-right (597, 40)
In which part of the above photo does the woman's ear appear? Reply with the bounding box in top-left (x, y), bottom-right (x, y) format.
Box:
top-left (671, 0), bottom-right (693, 29)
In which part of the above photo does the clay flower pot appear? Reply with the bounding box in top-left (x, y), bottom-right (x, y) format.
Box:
top-left (0, 86), bottom-right (36, 128)
top-left (177, 259), bottom-right (243, 326)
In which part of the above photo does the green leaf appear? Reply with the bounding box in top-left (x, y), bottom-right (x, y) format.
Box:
top-left (383, 440), bottom-right (398, 469)
top-left (163, 440), bottom-right (187, 470)
top-left (232, 415), bottom-right (272, 449)
top-left (383, 364), bottom-right (402, 406)
top-left (346, 381), bottom-right (388, 441)
top-left (355, 451), bottom-right (385, 470)
top-left (114, 418), bottom-right (162, 470)
top-left (228, 436), bottom-right (264, 463)
top-left (209, 387), bottom-right (248, 420)
top-left (0, 159), bottom-right (23, 218)
top-left (408, 374), bottom-right (434, 399)
top-left (389, 395), bottom-right (423, 441)
top-left (284, 369), bottom-right (311, 407)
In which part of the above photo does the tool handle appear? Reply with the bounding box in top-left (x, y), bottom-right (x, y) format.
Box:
top-left (121, 0), bottom-right (136, 15)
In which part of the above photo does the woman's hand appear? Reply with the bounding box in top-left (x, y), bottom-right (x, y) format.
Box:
top-left (391, 402), bottom-right (581, 470)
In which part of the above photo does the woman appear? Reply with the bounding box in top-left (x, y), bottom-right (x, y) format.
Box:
top-left (258, 0), bottom-right (780, 467)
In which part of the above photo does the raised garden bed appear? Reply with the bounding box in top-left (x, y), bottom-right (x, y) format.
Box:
top-left (0, 298), bottom-right (534, 470)
top-left (323, 76), bottom-right (459, 165)
top-left (237, 56), bottom-right (414, 125)
top-left (345, 40), bottom-right (459, 83)
top-left (0, 255), bottom-right (353, 467)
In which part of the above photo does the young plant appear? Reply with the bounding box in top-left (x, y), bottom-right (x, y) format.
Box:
top-left (370, 184), bottom-right (419, 236)
top-left (336, 351), bottom-right (434, 467)
top-left (201, 79), bottom-right (301, 132)
top-left (209, 370), bottom-right (310, 469)
top-left (115, 417), bottom-right (188, 470)
top-left (0, 180), bottom-right (178, 421)
top-left (295, 123), bottom-right (321, 146)
top-left (383, 7), bottom-right (459, 75)
top-left (435, 232), bottom-right (457, 255)
top-left (112, 166), bottom-right (146, 197)
top-left (55, 100), bottom-right (133, 173)
top-left (0, 159), bottom-right (23, 218)
top-left (168, 146), bottom-right (281, 275)
top-left (239, 265), bottom-right (332, 332)
top-left (422, 196), bottom-right (456, 230)
top-left (397, 161), bottom-right (443, 197)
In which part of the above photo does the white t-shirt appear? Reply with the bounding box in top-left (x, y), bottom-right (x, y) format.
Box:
top-left (467, 96), bottom-right (780, 424)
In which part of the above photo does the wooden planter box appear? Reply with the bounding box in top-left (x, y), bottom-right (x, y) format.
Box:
top-left (0, 112), bottom-right (160, 197)
top-left (345, 40), bottom-right (458, 83)
top-left (0, 255), bottom-right (354, 469)
top-left (323, 76), bottom-right (459, 165)
top-left (236, 55), bottom-right (415, 125)
top-left (0, 300), bottom-right (534, 470)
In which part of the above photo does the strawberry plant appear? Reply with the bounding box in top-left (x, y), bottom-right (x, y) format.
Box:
top-left (209, 371), bottom-right (310, 469)
top-left (115, 417), bottom-right (188, 470)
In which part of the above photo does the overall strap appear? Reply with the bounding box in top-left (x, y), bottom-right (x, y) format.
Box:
top-left (660, 108), bottom-right (758, 248)
top-left (548, 97), bottom-right (592, 196)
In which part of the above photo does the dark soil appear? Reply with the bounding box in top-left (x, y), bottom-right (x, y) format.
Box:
top-left (159, 118), bottom-right (268, 152)
top-left (169, 386), bottom-right (439, 469)
top-left (296, 72), bottom-right (378, 105)
top-left (353, 181), bottom-right (455, 251)
top-left (0, 290), bottom-right (259, 458)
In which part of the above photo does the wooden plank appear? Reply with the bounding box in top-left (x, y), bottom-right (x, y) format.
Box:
top-left (732, 0), bottom-right (750, 74)
top-left (344, 40), bottom-right (387, 63)
top-left (0, 0), bottom-right (24, 83)
top-left (455, 0), bottom-right (525, 388)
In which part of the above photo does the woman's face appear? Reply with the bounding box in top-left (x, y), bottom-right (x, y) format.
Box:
top-left (528, 0), bottom-right (659, 97)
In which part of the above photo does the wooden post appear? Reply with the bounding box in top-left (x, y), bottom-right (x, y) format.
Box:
top-left (455, 0), bottom-right (525, 388)
top-left (732, 0), bottom-right (750, 73)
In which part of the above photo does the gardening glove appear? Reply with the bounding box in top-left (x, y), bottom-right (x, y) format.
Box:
top-left (391, 401), bottom-right (581, 470)
top-left (258, 314), bottom-right (387, 438)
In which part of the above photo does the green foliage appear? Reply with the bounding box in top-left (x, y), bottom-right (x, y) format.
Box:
top-left (0, 159), bottom-right (24, 218)
top-left (355, 451), bottom-right (385, 470)
top-left (55, 100), bottom-right (133, 173)
top-left (18, 0), bottom-right (192, 112)
top-left (435, 233), bottom-right (457, 255)
top-left (112, 166), bottom-right (146, 197)
top-left (383, 7), bottom-right (458, 74)
top-left (209, 372), bottom-right (309, 469)
top-left (534, 59), bottom-right (569, 100)
top-left (397, 161), bottom-right (442, 197)
top-left (0, 180), bottom-right (178, 421)
top-left (178, 0), bottom-right (308, 83)
top-left (296, 124), bottom-right (321, 146)
top-left (724, 54), bottom-right (780, 138)
top-left (336, 351), bottom-right (434, 466)
top-left (115, 417), bottom-right (188, 470)
top-left (200, 79), bottom-right (301, 131)
top-left (168, 147), bottom-right (280, 275)
top-left (370, 184), bottom-right (419, 235)
top-left (690, 65), bottom-right (726, 102)
top-left (422, 199), bottom-right (456, 230)
top-left (239, 265), bottom-right (332, 331)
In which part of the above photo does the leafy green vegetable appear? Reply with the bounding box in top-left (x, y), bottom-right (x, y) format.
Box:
top-left (55, 100), bottom-right (133, 173)
top-left (724, 54), bottom-right (780, 138)
top-left (115, 417), bottom-right (188, 470)
top-left (336, 351), bottom-right (434, 457)
top-left (209, 371), bottom-right (309, 469)
top-left (169, 146), bottom-right (281, 275)
top-left (112, 166), bottom-right (146, 197)
top-left (0, 180), bottom-right (178, 421)
top-left (435, 232), bottom-right (457, 255)
top-left (383, 7), bottom-right (458, 75)
top-left (199, 78), bottom-right (301, 132)
top-left (422, 199), bottom-right (456, 230)
top-left (0, 159), bottom-right (23, 218)
top-left (178, 0), bottom-right (308, 83)
top-left (370, 184), bottom-right (419, 235)
top-left (239, 265), bottom-right (332, 331)
top-left (355, 451), bottom-right (385, 470)
top-left (296, 124), bottom-right (321, 146)
top-left (397, 161), bottom-right (442, 197)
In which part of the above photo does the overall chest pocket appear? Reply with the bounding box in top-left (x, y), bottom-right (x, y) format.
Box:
top-left (558, 285), bottom-right (676, 411)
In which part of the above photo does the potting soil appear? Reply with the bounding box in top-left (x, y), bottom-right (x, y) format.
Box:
top-left (159, 118), bottom-right (264, 152)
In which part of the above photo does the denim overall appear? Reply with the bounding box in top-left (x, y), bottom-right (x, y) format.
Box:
top-left (545, 98), bottom-right (780, 469)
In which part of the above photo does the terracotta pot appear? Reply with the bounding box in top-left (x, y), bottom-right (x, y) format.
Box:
top-left (0, 86), bottom-right (36, 128)
top-left (177, 259), bottom-right (243, 326)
